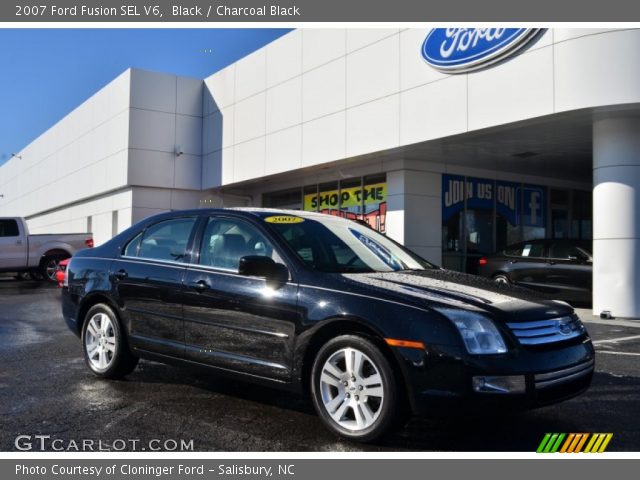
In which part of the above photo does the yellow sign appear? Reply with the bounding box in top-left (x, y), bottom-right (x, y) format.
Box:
top-left (304, 182), bottom-right (386, 211)
top-left (264, 215), bottom-right (305, 224)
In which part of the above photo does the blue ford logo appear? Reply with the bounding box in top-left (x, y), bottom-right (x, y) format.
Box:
top-left (558, 320), bottom-right (573, 335)
top-left (421, 28), bottom-right (542, 74)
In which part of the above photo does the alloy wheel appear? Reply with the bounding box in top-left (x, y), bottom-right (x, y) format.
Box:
top-left (84, 313), bottom-right (117, 370)
top-left (319, 347), bottom-right (384, 431)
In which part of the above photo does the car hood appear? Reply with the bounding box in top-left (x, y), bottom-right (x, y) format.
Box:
top-left (341, 269), bottom-right (573, 322)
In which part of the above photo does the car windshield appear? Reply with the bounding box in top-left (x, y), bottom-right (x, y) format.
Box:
top-left (265, 215), bottom-right (434, 273)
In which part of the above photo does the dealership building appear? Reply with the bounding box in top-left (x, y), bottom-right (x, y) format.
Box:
top-left (1, 28), bottom-right (639, 318)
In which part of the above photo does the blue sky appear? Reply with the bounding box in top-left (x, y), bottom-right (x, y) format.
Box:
top-left (0, 28), bottom-right (292, 165)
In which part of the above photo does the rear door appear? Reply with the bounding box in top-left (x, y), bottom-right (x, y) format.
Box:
top-left (113, 216), bottom-right (198, 358)
top-left (182, 215), bottom-right (298, 381)
top-left (0, 219), bottom-right (27, 269)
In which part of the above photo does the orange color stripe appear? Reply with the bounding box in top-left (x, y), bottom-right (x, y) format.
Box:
top-left (385, 338), bottom-right (426, 349)
top-left (574, 433), bottom-right (589, 453)
top-left (567, 434), bottom-right (583, 453)
top-left (560, 433), bottom-right (576, 453)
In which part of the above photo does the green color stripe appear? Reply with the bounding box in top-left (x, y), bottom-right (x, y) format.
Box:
top-left (550, 433), bottom-right (566, 453)
top-left (543, 433), bottom-right (559, 453)
top-left (537, 433), bottom-right (552, 453)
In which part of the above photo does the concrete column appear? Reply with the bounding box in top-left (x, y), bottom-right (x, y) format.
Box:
top-left (593, 116), bottom-right (640, 318)
top-left (386, 169), bottom-right (442, 265)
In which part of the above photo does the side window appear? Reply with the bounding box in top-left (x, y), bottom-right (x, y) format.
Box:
top-left (0, 219), bottom-right (20, 237)
top-left (550, 243), bottom-right (584, 260)
top-left (123, 233), bottom-right (142, 257)
top-left (521, 242), bottom-right (545, 258)
top-left (200, 217), bottom-right (283, 271)
top-left (136, 217), bottom-right (196, 262)
top-left (504, 244), bottom-right (524, 256)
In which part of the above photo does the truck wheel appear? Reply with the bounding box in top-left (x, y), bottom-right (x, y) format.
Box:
top-left (310, 335), bottom-right (400, 442)
top-left (81, 304), bottom-right (139, 379)
top-left (40, 254), bottom-right (68, 283)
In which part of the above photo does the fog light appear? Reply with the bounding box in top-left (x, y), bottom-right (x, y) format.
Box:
top-left (473, 375), bottom-right (526, 394)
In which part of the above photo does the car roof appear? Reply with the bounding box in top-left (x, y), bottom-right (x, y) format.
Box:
top-left (141, 207), bottom-right (343, 223)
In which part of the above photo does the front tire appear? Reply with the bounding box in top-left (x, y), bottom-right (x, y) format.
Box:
top-left (310, 335), bottom-right (399, 442)
top-left (81, 304), bottom-right (138, 379)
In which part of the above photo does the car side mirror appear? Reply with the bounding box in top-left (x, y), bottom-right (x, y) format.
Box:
top-left (239, 255), bottom-right (289, 284)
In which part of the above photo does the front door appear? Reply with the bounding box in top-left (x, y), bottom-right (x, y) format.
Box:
top-left (114, 216), bottom-right (198, 358)
top-left (182, 216), bottom-right (298, 382)
top-left (544, 241), bottom-right (592, 303)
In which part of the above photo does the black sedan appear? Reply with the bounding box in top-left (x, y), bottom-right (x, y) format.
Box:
top-left (62, 209), bottom-right (594, 442)
top-left (477, 239), bottom-right (592, 305)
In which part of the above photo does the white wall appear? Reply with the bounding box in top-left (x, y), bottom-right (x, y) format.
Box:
top-left (128, 69), bottom-right (203, 191)
top-left (27, 189), bottom-right (133, 246)
top-left (0, 70), bottom-right (132, 218)
top-left (202, 28), bottom-right (638, 189)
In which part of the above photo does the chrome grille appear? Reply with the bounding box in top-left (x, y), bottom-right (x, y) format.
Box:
top-left (534, 359), bottom-right (595, 389)
top-left (506, 316), bottom-right (585, 345)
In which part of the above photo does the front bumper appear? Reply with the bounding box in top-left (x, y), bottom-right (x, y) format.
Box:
top-left (397, 336), bottom-right (595, 415)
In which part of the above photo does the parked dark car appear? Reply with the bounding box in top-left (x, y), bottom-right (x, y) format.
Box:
top-left (477, 239), bottom-right (592, 304)
top-left (62, 209), bottom-right (594, 441)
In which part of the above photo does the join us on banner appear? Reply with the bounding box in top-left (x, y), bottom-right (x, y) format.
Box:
top-left (442, 174), bottom-right (545, 228)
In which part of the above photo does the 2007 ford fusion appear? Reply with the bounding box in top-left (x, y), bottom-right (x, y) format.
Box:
top-left (62, 209), bottom-right (594, 441)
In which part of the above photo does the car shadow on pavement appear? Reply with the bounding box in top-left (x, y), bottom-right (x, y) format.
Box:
top-left (105, 360), bottom-right (640, 451)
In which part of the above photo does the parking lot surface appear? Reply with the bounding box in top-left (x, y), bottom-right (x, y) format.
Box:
top-left (1, 278), bottom-right (639, 451)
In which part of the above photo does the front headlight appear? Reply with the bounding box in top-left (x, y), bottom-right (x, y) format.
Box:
top-left (438, 309), bottom-right (507, 355)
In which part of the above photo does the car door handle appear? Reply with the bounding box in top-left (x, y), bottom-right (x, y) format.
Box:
top-left (16, 240), bottom-right (23, 245)
top-left (193, 280), bottom-right (209, 293)
top-left (114, 269), bottom-right (128, 280)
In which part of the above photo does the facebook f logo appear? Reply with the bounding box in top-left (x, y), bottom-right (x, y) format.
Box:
top-left (522, 188), bottom-right (545, 227)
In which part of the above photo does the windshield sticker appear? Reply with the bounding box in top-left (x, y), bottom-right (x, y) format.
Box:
top-left (349, 228), bottom-right (403, 270)
top-left (264, 215), bottom-right (305, 224)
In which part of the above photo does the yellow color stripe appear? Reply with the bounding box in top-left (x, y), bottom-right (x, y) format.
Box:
top-left (584, 434), bottom-right (598, 453)
top-left (591, 434), bottom-right (606, 453)
top-left (560, 434), bottom-right (576, 453)
top-left (598, 434), bottom-right (613, 453)
top-left (574, 433), bottom-right (589, 453)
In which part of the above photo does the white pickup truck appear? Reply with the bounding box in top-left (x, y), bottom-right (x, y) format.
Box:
top-left (0, 217), bottom-right (93, 282)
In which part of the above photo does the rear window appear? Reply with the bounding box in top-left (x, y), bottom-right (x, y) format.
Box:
top-left (504, 242), bottom-right (545, 258)
top-left (125, 218), bottom-right (196, 263)
top-left (521, 243), bottom-right (545, 258)
top-left (0, 219), bottom-right (19, 237)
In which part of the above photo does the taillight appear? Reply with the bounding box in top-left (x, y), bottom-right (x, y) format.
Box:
top-left (63, 265), bottom-right (69, 288)
top-left (85, 237), bottom-right (94, 248)
top-left (478, 257), bottom-right (488, 266)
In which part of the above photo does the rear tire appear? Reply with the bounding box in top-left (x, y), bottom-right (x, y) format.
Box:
top-left (81, 304), bottom-right (138, 379)
top-left (493, 273), bottom-right (512, 285)
top-left (310, 335), bottom-right (400, 442)
top-left (40, 254), bottom-right (69, 283)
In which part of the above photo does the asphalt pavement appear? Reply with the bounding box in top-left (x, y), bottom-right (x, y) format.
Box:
top-left (1, 278), bottom-right (639, 452)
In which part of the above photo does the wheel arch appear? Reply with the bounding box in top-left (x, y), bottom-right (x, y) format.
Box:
top-left (298, 317), bottom-right (411, 406)
top-left (76, 293), bottom-right (124, 337)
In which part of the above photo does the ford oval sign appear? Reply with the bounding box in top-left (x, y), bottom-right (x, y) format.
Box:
top-left (421, 28), bottom-right (542, 74)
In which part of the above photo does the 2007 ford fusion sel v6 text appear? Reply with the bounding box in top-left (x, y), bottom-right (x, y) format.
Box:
top-left (61, 209), bottom-right (594, 441)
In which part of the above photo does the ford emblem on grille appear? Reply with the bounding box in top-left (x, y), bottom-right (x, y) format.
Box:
top-left (558, 320), bottom-right (573, 335)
